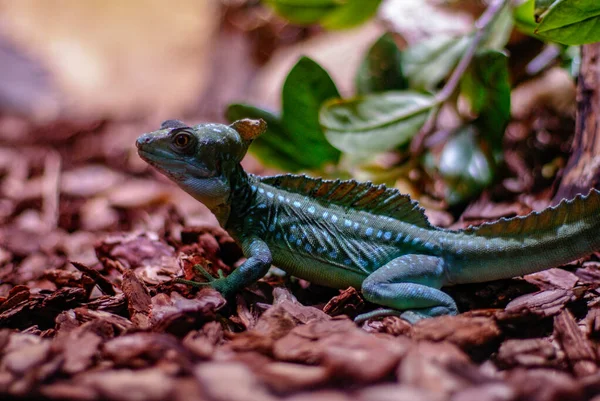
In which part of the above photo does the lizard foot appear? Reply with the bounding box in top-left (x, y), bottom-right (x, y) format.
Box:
top-left (175, 278), bottom-right (212, 287)
top-left (175, 276), bottom-right (233, 298)
top-left (192, 262), bottom-right (217, 281)
top-left (354, 309), bottom-right (403, 324)
top-left (175, 261), bottom-right (218, 286)
top-left (354, 306), bottom-right (456, 325)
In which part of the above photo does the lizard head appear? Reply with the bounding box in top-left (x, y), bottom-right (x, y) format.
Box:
top-left (136, 118), bottom-right (266, 210)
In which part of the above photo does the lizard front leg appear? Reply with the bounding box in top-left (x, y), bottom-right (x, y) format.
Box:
top-left (358, 254), bottom-right (457, 323)
top-left (180, 236), bottom-right (272, 298)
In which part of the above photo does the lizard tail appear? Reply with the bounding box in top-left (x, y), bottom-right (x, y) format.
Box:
top-left (448, 189), bottom-right (600, 284)
top-left (463, 188), bottom-right (600, 239)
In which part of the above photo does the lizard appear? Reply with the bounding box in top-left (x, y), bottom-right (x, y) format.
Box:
top-left (136, 118), bottom-right (600, 322)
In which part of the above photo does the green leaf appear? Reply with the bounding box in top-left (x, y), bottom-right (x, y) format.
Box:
top-left (226, 104), bottom-right (311, 172)
top-left (535, 0), bottom-right (600, 45)
top-left (282, 57), bottom-right (341, 167)
top-left (482, 0), bottom-right (513, 50)
top-left (227, 57), bottom-right (341, 172)
top-left (513, 0), bottom-right (538, 35)
top-left (355, 33), bottom-right (407, 95)
top-left (319, 91), bottom-right (436, 155)
top-left (459, 50), bottom-right (510, 156)
top-left (438, 125), bottom-right (495, 205)
top-left (561, 45), bottom-right (581, 78)
top-left (263, 0), bottom-right (380, 28)
top-left (264, 0), bottom-right (340, 25)
top-left (321, 0), bottom-right (382, 29)
top-left (402, 35), bottom-right (471, 90)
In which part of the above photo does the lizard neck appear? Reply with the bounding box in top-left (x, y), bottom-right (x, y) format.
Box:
top-left (217, 164), bottom-right (254, 227)
top-left (181, 163), bottom-right (253, 227)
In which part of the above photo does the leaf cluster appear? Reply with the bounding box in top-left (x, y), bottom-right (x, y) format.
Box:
top-left (229, 0), bottom-right (599, 205)
top-left (263, 0), bottom-right (382, 30)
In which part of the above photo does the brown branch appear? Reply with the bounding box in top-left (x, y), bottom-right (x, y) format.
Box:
top-left (554, 43), bottom-right (600, 203)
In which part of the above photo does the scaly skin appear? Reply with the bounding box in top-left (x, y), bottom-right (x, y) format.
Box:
top-left (136, 119), bottom-right (600, 322)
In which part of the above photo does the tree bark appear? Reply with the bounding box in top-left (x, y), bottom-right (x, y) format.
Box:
top-left (554, 43), bottom-right (600, 203)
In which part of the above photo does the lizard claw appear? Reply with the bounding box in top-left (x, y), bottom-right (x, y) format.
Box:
top-left (175, 278), bottom-right (212, 287)
top-left (354, 308), bottom-right (403, 324)
top-left (176, 276), bottom-right (234, 298)
top-left (179, 263), bottom-right (235, 298)
top-left (354, 309), bottom-right (443, 325)
top-left (175, 262), bottom-right (218, 287)
top-left (398, 311), bottom-right (427, 324)
top-left (193, 263), bottom-right (215, 282)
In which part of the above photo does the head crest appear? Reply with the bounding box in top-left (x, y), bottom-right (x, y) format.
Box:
top-left (161, 119), bottom-right (188, 130)
top-left (230, 119), bottom-right (267, 141)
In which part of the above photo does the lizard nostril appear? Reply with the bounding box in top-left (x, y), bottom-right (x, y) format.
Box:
top-left (136, 135), bottom-right (151, 149)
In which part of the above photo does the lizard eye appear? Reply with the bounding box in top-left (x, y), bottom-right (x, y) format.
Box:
top-left (173, 132), bottom-right (191, 148)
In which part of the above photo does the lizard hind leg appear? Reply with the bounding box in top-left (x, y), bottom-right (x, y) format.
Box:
top-left (358, 254), bottom-right (457, 324)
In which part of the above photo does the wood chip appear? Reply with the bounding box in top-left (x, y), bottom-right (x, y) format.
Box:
top-left (194, 362), bottom-right (277, 401)
top-left (121, 269), bottom-right (152, 329)
top-left (322, 286), bottom-right (364, 318)
top-left (79, 368), bottom-right (175, 401)
top-left (496, 338), bottom-right (564, 370)
top-left (356, 384), bottom-right (446, 401)
top-left (398, 341), bottom-right (474, 395)
top-left (553, 309), bottom-right (598, 377)
top-left (59, 328), bottom-right (102, 375)
top-left (506, 368), bottom-right (585, 401)
top-left (503, 289), bottom-right (575, 318)
top-left (412, 315), bottom-right (501, 358)
top-left (71, 261), bottom-right (116, 295)
top-left (524, 268), bottom-right (580, 291)
top-left (257, 362), bottom-right (330, 393)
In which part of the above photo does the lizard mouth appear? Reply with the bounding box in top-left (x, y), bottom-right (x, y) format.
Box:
top-left (137, 149), bottom-right (163, 169)
top-left (137, 148), bottom-right (214, 179)
top-left (137, 148), bottom-right (169, 169)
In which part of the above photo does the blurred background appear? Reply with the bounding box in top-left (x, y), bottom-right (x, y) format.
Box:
top-left (0, 0), bottom-right (581, 294)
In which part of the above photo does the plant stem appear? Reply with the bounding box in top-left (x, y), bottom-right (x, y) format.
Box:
top-left (436, 0), bottom-right (508, 103)
top-left (411, 0), bottom-right (509, 153)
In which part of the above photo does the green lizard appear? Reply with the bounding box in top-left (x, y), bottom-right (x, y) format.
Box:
top-left (136, 118), bottom-right (600, 322)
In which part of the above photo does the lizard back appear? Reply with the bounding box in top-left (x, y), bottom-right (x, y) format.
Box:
top-left (234, 174), bottom-right (443, 287)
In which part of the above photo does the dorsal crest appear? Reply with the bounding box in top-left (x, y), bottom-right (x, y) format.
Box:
top-left (462, 188), bottom-right (600, 237)
top-left (259, 174), bottom-right (432, 229)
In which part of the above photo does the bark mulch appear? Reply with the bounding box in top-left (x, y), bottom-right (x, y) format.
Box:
top-left (2, 116), bottom-right (600, 401)
top-left (2, 221), bottom-right (600, 401)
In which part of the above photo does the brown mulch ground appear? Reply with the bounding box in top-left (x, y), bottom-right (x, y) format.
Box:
top-left (4, 226), bottom-right (600, 401)
top-left (1, 114), bottom-right (600, 401)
